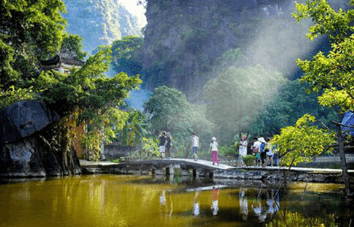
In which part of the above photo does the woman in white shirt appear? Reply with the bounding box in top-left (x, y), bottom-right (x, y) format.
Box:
top-left (209, 137), bottom-right (219, 165)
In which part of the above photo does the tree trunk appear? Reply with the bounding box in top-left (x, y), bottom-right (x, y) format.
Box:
top-left (336, 125), bottom-right (351, 196)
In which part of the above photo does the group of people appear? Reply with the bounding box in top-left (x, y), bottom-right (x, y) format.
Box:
top-left (158, 131), bottom-right (278, 167)
top-left (238, 136), bottom-right (278, 167)
top-left (159, 131), bottom-right (221, 165)
top-left (252, 137), bottom-right (278, 167)
top-left (191, 133), bottom-right (220, 165)
top-left (158, 131), bottom-right (172, 158)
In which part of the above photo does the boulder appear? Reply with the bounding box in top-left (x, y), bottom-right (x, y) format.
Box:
top-left (0, 100), bottom-right (61, 144)
top-left (0, 135), bottom-right (81, 177)
top-left (0, 137), bottom-right (46, 177)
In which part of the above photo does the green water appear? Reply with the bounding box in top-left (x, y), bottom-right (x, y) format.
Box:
top-left (0, 175), bottom-right (352, 227)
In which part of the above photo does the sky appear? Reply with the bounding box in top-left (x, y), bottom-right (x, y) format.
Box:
top-left (119, 0), bottom-right (147, 28)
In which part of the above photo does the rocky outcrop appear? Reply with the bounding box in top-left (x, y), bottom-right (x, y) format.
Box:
top-left (0, 100), bottom-right (81, 177)
top-left (63, 0), bottom-right (142, 53)
top-left (0, 100), bottom-right (60, 144)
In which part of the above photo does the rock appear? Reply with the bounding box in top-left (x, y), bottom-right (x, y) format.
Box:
top-left (0, 134), bottom-right (81, 177)
top-left (0, 137), bottom-right (46, 177)
top-left (0, 100), bottom-right (61, 144)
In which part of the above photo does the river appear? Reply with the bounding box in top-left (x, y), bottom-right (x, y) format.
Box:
top-left (0, 175), bottom-right (352, 227)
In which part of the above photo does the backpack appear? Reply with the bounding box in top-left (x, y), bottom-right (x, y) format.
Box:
top-left (260, 143), bottom-right (265, 153)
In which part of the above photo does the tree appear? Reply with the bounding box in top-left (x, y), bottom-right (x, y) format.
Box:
top-left (144, 86), bottom-right (192, 147)
top-left (204, 64), bottom-right (286, 144)
top-left (0, 0), bottom-right (142, 164)
top-left (293, 0), bottom-right (354, 111)
top-left (272, 0), bottom-right (354, 196)
top-left (272, 114), bottom-right (335, 167)
top-left (250, 80), bottom-right (339, 136)
top-left (111, 36), bottom-right (144, 76)
top-left (0, 0), bottom-right (67, 86)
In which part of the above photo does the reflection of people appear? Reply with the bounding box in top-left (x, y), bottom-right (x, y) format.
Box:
top-left (166, 132), bottom-right (172, 158)
top-left (209, 137), bottom-right (220, 165)
top-left (239, 188), bottom-right (248, 221)
top-left (191, 133), bottom-right (199, 161)
top-left (266, 189), bottom-right (275, 216)
top-left (159, 131), bottom-right (167, 158)
top-left (193, 190), bottom-right (200, 216)
top-left (160, 191), bottom-right (166, 206)
top-left (267, 189), bottom-right (280, 217)
top-left (211, 187), bottom-right (220, 216)
top-left (252, 189), bottom-right (267, 223)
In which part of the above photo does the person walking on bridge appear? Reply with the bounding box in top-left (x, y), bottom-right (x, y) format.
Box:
top-left (159, 131), bottom-right (167, 158)
top-left (166, 132), bottom-right (172, 158)
top-left (210, 137), bottom-right (220, 165)
top-left (191, 133), bottom-right (199, 161)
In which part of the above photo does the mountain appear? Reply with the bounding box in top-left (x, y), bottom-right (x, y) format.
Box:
top-left (63, 0), bottom-right (143, 53)
top-left (140, 0), bottom-right (351, 101)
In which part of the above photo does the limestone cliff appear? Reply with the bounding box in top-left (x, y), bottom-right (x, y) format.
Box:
top-left (141, 0), bottom-right (351, 101)
top-left (63, 0), bottom-right (143, 53)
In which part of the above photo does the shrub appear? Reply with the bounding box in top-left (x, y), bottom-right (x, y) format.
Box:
top-left (243, 155), bottom-right (256, 166)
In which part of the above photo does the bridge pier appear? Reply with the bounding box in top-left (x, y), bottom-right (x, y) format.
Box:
top-left (165, 165), bottom-right (174, 175)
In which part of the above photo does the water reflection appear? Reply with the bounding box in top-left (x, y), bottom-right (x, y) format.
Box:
top-left (0, 175), bottom-right (352, 227)
top-left (211, 187), bottom-right (219, 216)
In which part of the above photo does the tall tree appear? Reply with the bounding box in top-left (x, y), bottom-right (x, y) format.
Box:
top-left (204, 64), bottom-right (285, 143)
top-left (144, 86), bottom-right (192, 142)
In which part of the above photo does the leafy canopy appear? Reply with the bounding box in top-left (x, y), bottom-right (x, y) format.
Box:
top-left (271, 114), bottom-right (335, 166)
top-left (144, 85), bottom-right (192, 137)
top-left (204, 64), bottom-right (285, 143)
top-left (293, 0), bottom-right (354, 111)
top-left (0, 0), bottom-right (67, 85)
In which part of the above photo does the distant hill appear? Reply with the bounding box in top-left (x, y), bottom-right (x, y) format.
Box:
top-left (63, 0), bottom-right (143, 53)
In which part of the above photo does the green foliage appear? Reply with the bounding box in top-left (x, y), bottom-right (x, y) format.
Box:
top-left (0, 0), bottom-right (67, 86)
top-left (0, 0), bottom-right (143, 162)
top-left (266, 210), bottom-right (337, 227)
top-left (205, 64), bottom-right (286, 144)
top-left (144, 86), bottom-right (192, 140)
top-left (60, 34), bottom-right (87, 60)
top-left (0, 85), bottom-right (38, 109)
top-left (111, 36), bottom-right (144, 76)
top-left (141, 137), bottom-right (159, 157)
top-left (115, 109), bottom-right (149, 147)
top-left (292, 0), bottom-right (354, 111)
top-left (271, 114), bottom-right (335, 167)
top-left (243, 155), bottom-right (256, 166)
top-left (249, 80), bottom-right (339, 136)
top-left (218, 145), bottom-right (237, 157)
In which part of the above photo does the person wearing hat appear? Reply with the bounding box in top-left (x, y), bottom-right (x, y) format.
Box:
top-left (209, 137), bottom-right (220, 165)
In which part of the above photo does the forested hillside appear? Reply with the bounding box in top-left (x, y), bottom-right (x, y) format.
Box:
top-left (138, 0), bottom-right (350, 101)
top-left (63, 0), bottom-right (142, 53)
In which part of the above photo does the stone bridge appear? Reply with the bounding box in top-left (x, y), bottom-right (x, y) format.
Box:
top-left (81, 158), bottom-right (232, 178)
top-left (80, 158), bottom-right (354, 184)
